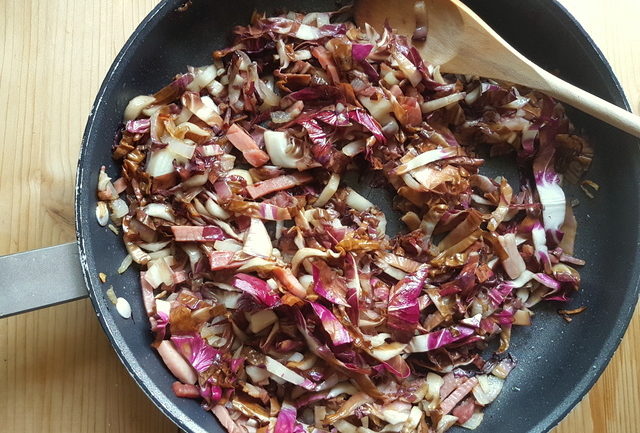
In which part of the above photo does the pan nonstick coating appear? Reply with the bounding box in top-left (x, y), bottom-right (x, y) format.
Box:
top-left (75, 1), bottom-right (640, 432)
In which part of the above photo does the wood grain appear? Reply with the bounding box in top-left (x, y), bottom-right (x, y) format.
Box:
top-left (0, 0), bottom-right (637, 432)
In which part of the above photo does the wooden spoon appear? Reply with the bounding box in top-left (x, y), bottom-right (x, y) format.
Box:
top-left (354, 0), bottom-right (640, 137)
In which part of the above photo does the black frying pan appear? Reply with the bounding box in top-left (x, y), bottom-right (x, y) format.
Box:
top-left (72, 1), bottom-right (640, 432)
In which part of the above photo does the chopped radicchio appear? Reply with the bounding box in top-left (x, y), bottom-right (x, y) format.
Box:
top-left (105, 7), bottom-right (592, 433)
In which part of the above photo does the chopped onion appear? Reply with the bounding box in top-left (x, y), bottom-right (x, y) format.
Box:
top-left (265, 356), bottom-right (314, 390)
top-left (117, 254), bottom-right (133, 274)
top-left (249, 310), bottom-right (278, 333)
top-left (147, 148), bottom-right (176, 177)
top-left (472, 375), bottom-right (504, 405)
top-left (314, 173), bottom-right (340, 207)
top-left (421, 93), bottom-right (466, 113)
top-left (96, 201), bottom-right (109, 226)
top-left (124, 95), bottom-right (155, 121)
top-left (395, 147), bottom-right (458, 175)
top-left (144, 203), bottom-right (175, 222)
top-left (243, 218), bottom-right (272, 257)
top-left (205, 197), bottom-right (231, 219)
top-left (109, 198), bottom-right (129, 220)
top-left (115, 297), bottom-right (132, 319)
top-left (344, 188), bottom-right (374, 211)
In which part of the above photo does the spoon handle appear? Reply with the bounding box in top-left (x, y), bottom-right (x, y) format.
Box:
top-left (537, 69), bottom-right (640, 137)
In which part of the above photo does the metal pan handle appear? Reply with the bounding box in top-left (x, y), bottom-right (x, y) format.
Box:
top-left (0, 242), bottom-right (88, 318)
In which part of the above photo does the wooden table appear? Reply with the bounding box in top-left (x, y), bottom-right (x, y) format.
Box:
top-left (1, 1), bottom-right (638, 431)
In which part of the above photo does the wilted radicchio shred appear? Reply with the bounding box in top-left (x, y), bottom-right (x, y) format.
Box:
top-left (102, 8), bottom-right (593, 433)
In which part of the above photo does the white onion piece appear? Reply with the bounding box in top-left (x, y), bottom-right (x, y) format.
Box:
top-left (139, 240), bottom-right (171, 252)
top-left (341, 139), bottom-right (366, 157)
top-left (125, 242), bottom-right (150, 264)
top-left (502, 96), bottom-right (530, 109)
top-left (369, 342), bottom-right (407, 362)
top-left (207, 79), bottom-right (224, 96)
top-left (214, 239), bottom-right (243, 252)
top-left (291, 248), bottom-right (339, 274)
top-left (201, 95), bottom-right (220, 114)
top-left (147, 148), bottom-right (176, 177)
top-left (421, 92), bottom-right (466, 113)
top-left (220, 154), bottom-right (236, 171)
top-left (403, 406), bottom-right (423, 432)
top-left (141, 104), bottom-right (162, 117)
top-left (243, 218), bottom-right (272, 257)
top-left (472, 375), bottom-right (504, 405)
top-left (145, 258), bottom-right (174, 288)
top-left (275, 220), bottom-right (284, 240)
top-left (471, 194), bottom-right (493, 206)
top-left (358, 95), bottom-right (393, 124)
top-left (215, 291), bottom-right (243, 310)
top-left (391, 49), bottom-right (422, 87)
top-left (96, 201), bottom-right (109, 226)
top-left (174, 106), bottom-right (193, 125)
top-left (380, 401), bottom-right (412, 425)
top-left (97, 168), bottom-right (118, 200)
top-left (181, 244), bottom-right (203, 272)
top-left (124, 95), bottom-right (155, 121)
top-left (293, 23), bottom-right (323, 40)
top-left (287, 352), bottom-right (304, 363)
top-left (464, 85), bottom-right (482, 105)
top-left (345, 188), bottom-right (374, 211)
top-left (383, 71), bottom-right (400, 85)
top-left (213, 218), bottom-right (242, 241)
top-left (436, 415), bottom-right (458, 433)
top-left (432, 65), bottom-right (446, 84)
top-left (246, 366), bottom-right (270, 385)
top-left (228, 169), bottom-right (254, 185)
top-left (298, 274), bottom-right (314, 291)
top-left (376, 212), bottom-right (387, 237)
top-left (115, 297), bottom-right (132, 319)
top-left (334, 420), bottom-right (357, 433)
top-left (515, 287), bottom-right (530, 304)
top-left (109, 198), bottom-right (129, 220)
top-left (512, 309), bottom-right (532, 326)
top-left (395, 147), bottom-right (458, 175)
top-left (460, 411), bottom-right (484, 430)
top-left (144, 203), bottom-right (175, 222)
top-left (237, 257), bottom-right (277, 272)
top-left (248, 310), bottom-right (278, 333)
top-left (205, 197), bottom-right (231, 219)
top-left (263, 130), bottom-right (304, 169)
top-left (498, 233), bottom-right (527, 279)
top-left (425, 372), bottom-right (444, 403)
top-left (363, 332), bottom-right (391, 347)
top-left (117, 254), bottom-right (133, 274)
top-left (288, 353), bottom-right (317, 371)
top-left (182, 92), bottom-right (222, 127)
top-left (293, 49), bottom-right (312, 60)
top-left (264, 356), bottom-right (313, 389)
top-left (156, 299), bottom-right (171, 316)
top-left (314, 173), bottom-right (340, 207)
top-left (537, 177), bottom-right (566, 236)
top-left (164, 135), bottom-right (196, 160)
top-left (182, 172), bottom-right (209, 188)
top-left (327, 382), bottom-right (359, 398)
top-left (186, 64), bottom-right (217, 92)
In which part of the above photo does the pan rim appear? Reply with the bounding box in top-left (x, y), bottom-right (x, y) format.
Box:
top-left (74, 1), bottom-right (640, 432)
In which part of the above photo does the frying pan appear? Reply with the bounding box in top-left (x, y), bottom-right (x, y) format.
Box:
top-left (1, 0), bottom-right (638, 432)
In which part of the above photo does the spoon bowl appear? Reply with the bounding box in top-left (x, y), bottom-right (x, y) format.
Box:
top-left (354, 0), bottom-right (640, 137)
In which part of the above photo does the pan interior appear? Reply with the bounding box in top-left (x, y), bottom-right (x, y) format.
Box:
top-left (75, 1), bottom-right (640, 432)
